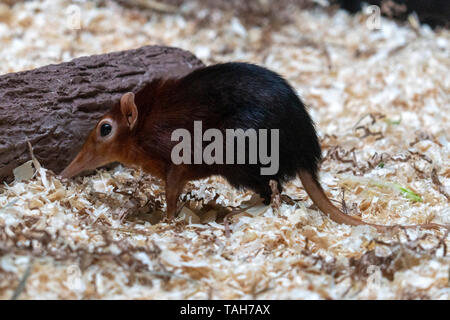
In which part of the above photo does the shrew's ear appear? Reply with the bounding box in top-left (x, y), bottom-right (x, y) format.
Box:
top-left (120, 92), bottom-right (138, 130)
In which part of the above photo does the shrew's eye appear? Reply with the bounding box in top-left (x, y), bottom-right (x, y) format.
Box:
top-left (100, 123), bottom-right (112, 137)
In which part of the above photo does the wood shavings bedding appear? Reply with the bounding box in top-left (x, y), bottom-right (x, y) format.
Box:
top-left (0, 0), bottom-right (449, 299)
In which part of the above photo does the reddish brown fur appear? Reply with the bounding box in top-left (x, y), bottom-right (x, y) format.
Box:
top-left (61, 78), bottom-right (215, 219)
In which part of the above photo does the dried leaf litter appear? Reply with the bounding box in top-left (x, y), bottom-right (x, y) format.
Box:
top-left (0, 0), bottom-right (449, 299)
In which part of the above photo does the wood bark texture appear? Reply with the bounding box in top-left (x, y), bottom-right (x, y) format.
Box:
top-left (0, 45), bottom-right (204, 181)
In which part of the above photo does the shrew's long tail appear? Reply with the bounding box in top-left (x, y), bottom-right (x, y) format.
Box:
top-left (298, 170), bottom-right (447, 232)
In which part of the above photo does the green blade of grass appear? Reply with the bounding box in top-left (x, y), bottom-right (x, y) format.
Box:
top-left (391, 183), bottom-right (423, 202)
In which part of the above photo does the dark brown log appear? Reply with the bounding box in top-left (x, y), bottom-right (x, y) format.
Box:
top-left (0, 45), bottom-right (204, 182)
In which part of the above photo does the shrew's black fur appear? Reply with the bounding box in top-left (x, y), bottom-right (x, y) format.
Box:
top-left (135, 63), bottom-right (322, 203)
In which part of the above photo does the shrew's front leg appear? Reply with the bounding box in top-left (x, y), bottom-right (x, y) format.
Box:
top-left (164, 165), bottom-right (188, 220)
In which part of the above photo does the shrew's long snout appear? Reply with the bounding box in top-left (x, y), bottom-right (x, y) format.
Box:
top-left (60, 150), bottom-right (94, 179)
top-left (59, 142), bottom-right (112, 179)
top-left (60, 133), bottom-right (117, 178)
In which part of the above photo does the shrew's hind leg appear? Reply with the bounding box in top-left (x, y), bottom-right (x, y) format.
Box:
top-left (254, 179), bottom-right (282, 205)
top-left (165, 165), bottom-right (188, 220)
